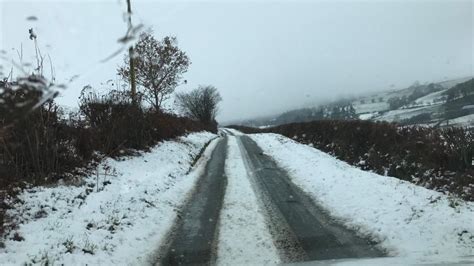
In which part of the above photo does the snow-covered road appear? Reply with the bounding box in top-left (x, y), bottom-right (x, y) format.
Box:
top-left (235, 135), bottom-right (385, 262)
top-left (158, 137), bottom-right (229, 265)
top-left (249, 133), bottom-right (474, 264)
top-left (0, 132), bottom-right (218, 265)
top-left (1, 130), bottom-right (473, 265)
top-left (216, 136), bottom-right (280, 265)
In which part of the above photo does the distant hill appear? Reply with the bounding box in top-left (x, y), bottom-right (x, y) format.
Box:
top-left (233, 77), bottom-right (474, 128)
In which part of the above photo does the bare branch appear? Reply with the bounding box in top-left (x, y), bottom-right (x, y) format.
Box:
top-left (176, 85), bottom-right (222, 125)
top-left (117, 31), bottom-right (190, 110)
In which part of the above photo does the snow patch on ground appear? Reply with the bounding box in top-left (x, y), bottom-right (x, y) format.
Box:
top-left (1, 132), bottom-right (217, 265)
top-left (250, 133), bottom-right (474, 261)
top-left (216, 136), bottom-right (280, 265)
top-left (358, 113), bottom-right (377, 120)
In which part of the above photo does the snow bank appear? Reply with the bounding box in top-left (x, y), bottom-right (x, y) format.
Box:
top-left (1, 132), bottom-right (217, 265)
top-left (250, 133), bottom-right (474, 261)
top-left (216, 137), bottom-right (280, 265)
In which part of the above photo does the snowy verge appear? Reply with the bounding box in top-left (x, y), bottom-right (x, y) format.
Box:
top-left (1, 132), bottom-right (218, 265)
top-left (250, 133), bottom-right (474, 262)
top-left (216, 136), bottom-right (280, 265)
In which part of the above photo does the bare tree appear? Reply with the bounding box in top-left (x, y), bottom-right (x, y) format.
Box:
top-left (118, 32), bottom-right (190, 110)
top-left (176, 85), bottom-right (222, 125)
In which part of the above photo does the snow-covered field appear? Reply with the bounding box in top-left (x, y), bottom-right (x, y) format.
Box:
top-left (353, 101), bottom-right (389, 114)
top-left (375, 106), bottom-right (430, 122)
top-left (350, 77), bottom-right (472, 126)
top-left (448, 114), bottom-right (474, 127)
top-left (414, 90), bottom-right (446, 105)
top-left (216, 137), bottom-right (280, 265)
top-left (0, 132), bottom-right (217, 265)
top-left (250, 133), bottom-right (474, 263)
top-left (438, 77), bottom-right (474, 89)
top-left (358, 112), bottom-right (377, 120)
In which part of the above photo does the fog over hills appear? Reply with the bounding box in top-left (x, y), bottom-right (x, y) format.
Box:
top-left (229, 76), bottom-right (474, 128)
top-left (2, 0), bottom-right (472, 122)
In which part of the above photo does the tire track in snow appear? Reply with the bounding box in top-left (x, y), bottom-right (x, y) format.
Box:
top-left (157, 137), bottom-right (228, 265)
top-left (216, 136), bottom-right (280, 265)
top-left (237, 135), bottom-right (385, 262)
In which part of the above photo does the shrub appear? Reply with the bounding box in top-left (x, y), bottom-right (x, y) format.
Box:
top-left (78, 86), bottom-right (214, 157)
top-left (0, 77), bottom-right (82, 187)
top-left (78, 86), bottom-right (150, 156)
top-left (175, 85), bottom-right (222, 127)
top-left (0, 81), bottom-right (213, 190)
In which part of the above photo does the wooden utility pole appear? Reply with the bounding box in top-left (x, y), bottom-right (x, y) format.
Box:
top-left (127, 0), bottom-right (137, 105)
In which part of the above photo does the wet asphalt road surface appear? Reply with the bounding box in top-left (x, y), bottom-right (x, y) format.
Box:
top-left (159, 137), bottom-right (228, 265)
top-left (158, 132), bottom-right (384, 265)
top-left (237, 135), bottom-right (385, 262)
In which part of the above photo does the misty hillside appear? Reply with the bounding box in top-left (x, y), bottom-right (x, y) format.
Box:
top-left (236, 77), bottom-right (474, 128)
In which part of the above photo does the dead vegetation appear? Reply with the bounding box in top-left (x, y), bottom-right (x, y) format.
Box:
top-left (0, 78), bottom-right (215, 246)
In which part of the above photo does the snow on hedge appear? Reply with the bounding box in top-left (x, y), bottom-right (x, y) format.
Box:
top-left (250, 133), bottom-right (474, 261)
top-left (1, 132), bottom-right (217, 265)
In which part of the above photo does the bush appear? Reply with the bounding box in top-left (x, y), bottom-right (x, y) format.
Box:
top-left (78, 86), bottom-right (214, 157)
top-left (175, 85), bottom-right (222, 126)
top-left (78, 87), bottom-right (150, 156)
top-left (0, 77), bottom-right (82, 187)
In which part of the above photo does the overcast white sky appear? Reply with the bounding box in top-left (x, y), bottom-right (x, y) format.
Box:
top-left (1, 0), bottom-right (473, 122)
